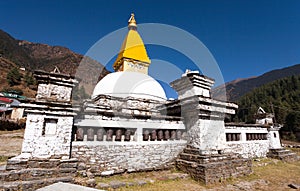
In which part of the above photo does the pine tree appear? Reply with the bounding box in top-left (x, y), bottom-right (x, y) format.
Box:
top-left (235, 75), bottom-right (300, 140)
top-left (24, 72), bottom-right (35, 86)
top-left (7, 67), bottom-right (22, 86)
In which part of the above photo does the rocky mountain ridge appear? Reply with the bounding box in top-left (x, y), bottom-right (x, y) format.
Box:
top-left (0, 29), bottom-right (110, 97)
top-left (212, 64), bottom-right (300, 102)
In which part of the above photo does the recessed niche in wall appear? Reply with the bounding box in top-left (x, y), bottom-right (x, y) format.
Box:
top-left (42, 118), bottom-right (58, 136)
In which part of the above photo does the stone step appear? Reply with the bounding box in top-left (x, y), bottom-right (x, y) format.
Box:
top-left (176, 156), bottom-right (252, 185)
top-left (6, 158), bottom-right (78, 171)
top-left (268, 149), bottom-right (291, 155)
top-left (267, 149), bottom-right (299, 162)
top-left (183, 148), bottom-right (200, 155)
top-left (179, 153), bottom-right (221, 163)
top-left (0, 176), bottom-right (73, 191)
top-left (179, 152), bottom-right (242, 163)
top-left (278, 153), bottom-right (298, 162)
top-left (0, 168), bottom-right (76, 182)
top-left (268, 149), bottom-right (295, 155)
top-left (178, 155), bottom-right (248, 168)
top-left (176, 158), bottom-right (196, 165)
top-left (277, 149), bottom-right (294, 154)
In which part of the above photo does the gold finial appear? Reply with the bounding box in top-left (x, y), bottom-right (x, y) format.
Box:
top-left (128, 13), bottom-right (137, 30)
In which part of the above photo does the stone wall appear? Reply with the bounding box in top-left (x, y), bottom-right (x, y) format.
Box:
top-left (225, 141), bottom-right (269, 158)
top-left (224, 125), bottom-right (272, 158)
top-left (176, 145), bottom-right (252, 184)
top-left (71, 141), bottom-right (187, 175)
top-left (21, 114), bottom-right (73, 158)
top-left (36, 84), bottom-right (72, 102)
top-left (2, 158), bottom-right (77, 191)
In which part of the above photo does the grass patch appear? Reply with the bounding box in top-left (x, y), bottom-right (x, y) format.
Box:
top-left (0, 129), bottom-right (24, 135)
top-left (113, 178), bottom-right (205, 191)
top-left (95, 171), bottom-right (167, 184)
top-left (288, 147), bottom-right (300, 155)
top-left (92, 158), bottom-right (300, 191)
top-left (11, 135), bottom-right (23, 139)
top-left (0, 155), bottom-right (9, 163)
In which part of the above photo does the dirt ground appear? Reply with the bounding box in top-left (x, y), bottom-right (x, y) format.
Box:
top-left (0, 129), bottom-right (24, 165)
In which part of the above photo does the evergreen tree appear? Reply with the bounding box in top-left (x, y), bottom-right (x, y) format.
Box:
top-left (24, 72), bottom-right (35, 86)
top-left (235, 75), bottom-right (300, 139)
top-left (6, 67), bottom-right (22, 86)
top-left (285, 112), bottom-right (300, 132)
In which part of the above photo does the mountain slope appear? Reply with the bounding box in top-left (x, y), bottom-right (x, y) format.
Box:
top-left (235, 75), bottom-right (300, 135)
top-left (0, 29), bottom-right (110, 97)
top-left (212, 64), bottom-right (300, 101)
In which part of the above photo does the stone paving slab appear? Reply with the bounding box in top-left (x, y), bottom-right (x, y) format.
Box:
top-left (36, 182), bottom-right (105, 191)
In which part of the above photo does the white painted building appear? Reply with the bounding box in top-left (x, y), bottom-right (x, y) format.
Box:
top-left (13, 14), bottom-right (284, 176)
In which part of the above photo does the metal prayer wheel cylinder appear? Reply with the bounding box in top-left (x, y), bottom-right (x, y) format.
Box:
top-left (124, 129), bottom-right (131, 141)
top-left (115, 129), bottom-right (122, 141)
top-left (236, 133), bottom-right (241, 141)
top-left (247, 134), bottom-right (251, 140)
top-left (170, 130), bottom-right (176, 140)
top-left (97, 128), bottom-right (104, 141)
top-left (182, 132), bottom-right (187, 140)
top-left (150, 130), bottom-right (157, 141)
top-left (176, 130), bottom-right (182, 140)
top-left (106, 129), bottom-right (113, 141)
top-left (157, 130), bottom-right (163, 141)
top-left (164, 130), bottom-right (170, 140)
top-left (232, 134), bottom-right (236, 141)
top-left (263, 134), bottom-right (267, 140)
top-left (226, 133), bottom-right (229, 141)
top-left (87, 128), bottom-right (94, 141)
top-left (76, 127), bottom-right (84, 141)
top-left (143, 130), bottom-right (150, 141)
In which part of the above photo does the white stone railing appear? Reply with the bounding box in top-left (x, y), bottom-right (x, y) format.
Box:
top-left (225, 126), bottom-right (269, 142)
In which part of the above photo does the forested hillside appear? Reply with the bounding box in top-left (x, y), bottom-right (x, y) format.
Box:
top-left (235, 75), bottom-right (300, 140)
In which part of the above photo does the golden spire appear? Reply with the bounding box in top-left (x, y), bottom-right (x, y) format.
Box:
top-left (128, 13), bottom-right (137, 30)
top-left (113, 13), bottom-right (151, 74)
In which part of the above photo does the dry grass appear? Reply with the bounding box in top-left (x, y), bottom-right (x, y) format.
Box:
top-left (238, 158), bottom-right (300, 190)
top-left (92, 170), bottom-right (207, 191)
top-left (114, 178), bottom-right (205, 191)
top-left (95, 150), bottom-right (300, 191)
top-left (97, 158), bottom-right (300, 191)
top-left (0, 129), bottom-right (24, 165)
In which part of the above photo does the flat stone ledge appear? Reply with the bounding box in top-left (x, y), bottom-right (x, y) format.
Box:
top-left (37, 182), bottom-right (104, 191)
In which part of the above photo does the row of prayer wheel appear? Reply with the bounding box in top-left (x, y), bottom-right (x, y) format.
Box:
top-left (226, 133), bottom-right (241, 141)
top-left (76, 128), bottom-right (133, 141)
top-left (143, 129), bottom-right (183, 141)
top-left (246, 133), bottom-right (267, 141)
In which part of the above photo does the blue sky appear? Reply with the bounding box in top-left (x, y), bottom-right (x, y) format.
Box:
top-left (1, 0), bottom-right (300, 85)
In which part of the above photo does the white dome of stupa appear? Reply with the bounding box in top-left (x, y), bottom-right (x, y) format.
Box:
top-left (92, 71), bottom-right (167, 101)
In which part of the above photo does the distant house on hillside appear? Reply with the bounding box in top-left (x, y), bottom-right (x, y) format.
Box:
top-left (0, 93), bottom-right (24, 120)
top-left (0, 96), bottom-right (13, 119)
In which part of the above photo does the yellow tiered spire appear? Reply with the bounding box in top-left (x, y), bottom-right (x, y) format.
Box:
top-left (113, 13), bottom-right (151, 74)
